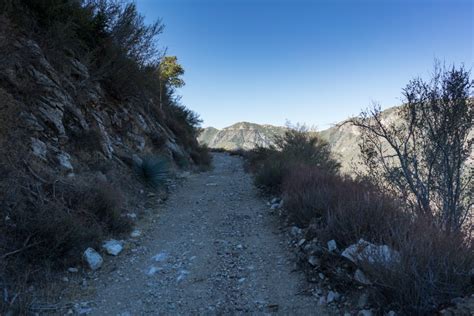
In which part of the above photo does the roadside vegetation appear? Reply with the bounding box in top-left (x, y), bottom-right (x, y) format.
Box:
top-left (246, 64), bottom-right (473, 314)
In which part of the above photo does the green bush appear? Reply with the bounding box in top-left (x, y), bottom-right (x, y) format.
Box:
top-left (134, 156), bottom-right (169, 188)
top-left (249, 126), bottom-right (340, 194)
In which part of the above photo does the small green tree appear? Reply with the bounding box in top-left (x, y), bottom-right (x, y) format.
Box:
top-left (158, 56), bottom-right (185, 108)
top-left (159, 56), bottom-right (185, 88)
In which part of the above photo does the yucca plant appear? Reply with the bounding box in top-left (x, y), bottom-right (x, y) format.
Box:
top-left (134, 156), bottom-right (169, 188)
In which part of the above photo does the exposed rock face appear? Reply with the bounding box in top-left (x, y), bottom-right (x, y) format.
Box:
top-left (198, 122), bottom-right (287, 150)
top-left (0, 34), bottom-right (193, 174)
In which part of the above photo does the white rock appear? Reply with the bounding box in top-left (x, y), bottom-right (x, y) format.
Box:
top-left (126, 213), bottom-right (137, 219)
top-left (68, 267), bottom-right (79, 273)
top-left (176, 269), bottom-right (190, 282)
top-left (130, 229), bottom-right (141, 238)
top-left (102, 240), bottom-right (123, 256)
top-left (386, 311), bottom-right (397, 316)
top-left (290, 226), bottom-right (303, 238)
top-left (152, 252), bottom-right (168, 262)
top-left (342, 239), bottom-right (400, 266)
top-left (327, 291), bottom-right (340, 303)
top-left (31, 138), bottom-right (47, 159)
top-left (297, 239), bottom-right (306, 247)
top-left (146, 266), bottom-right (162, 276)
top-left (83, 248), bottom-right (103, 270)
top-left (358, 310), bottom-right (373, 316)
top-left (270, 197), bottom-right (280, 204)
top-left (57, 152), bottom-right (73, 170)
top-left (270, 203), bottom-right (280, 210)
top-left (327, 239), bottom-right (338, 252)
top-left (354, 269), bottom-right (371, 285)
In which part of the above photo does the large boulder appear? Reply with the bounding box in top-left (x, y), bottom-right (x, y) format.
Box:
top-left (83, 248), bottom-right (103, 270)
top-left (341, 239), bottom-right (400, 266)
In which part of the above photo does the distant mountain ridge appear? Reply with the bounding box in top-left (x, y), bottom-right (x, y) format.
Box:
top-left (198, 107), bottom-right (402, 172)
top-left (199, 107), bottom-right (473, 173)
top-left (198, 121), bottom-right (288, 150)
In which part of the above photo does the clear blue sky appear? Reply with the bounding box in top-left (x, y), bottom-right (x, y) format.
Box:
top-left (135, 0), bottom-right (473, 129)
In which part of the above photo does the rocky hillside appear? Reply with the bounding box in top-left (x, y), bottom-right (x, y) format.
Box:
top-left (0, 2), bottom-right (209, 312)
top-left (198, 122), bottom-right (287, 150)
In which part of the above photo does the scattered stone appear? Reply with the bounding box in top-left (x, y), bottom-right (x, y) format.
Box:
top-left (102, 240), bottom-right (123, 256)
top-left (327, 291), bottom-right (340, 303)
top-left (176, 270), bottom-right (190, 282)
top-left (303, 240), bottom-right (323, 255)
top-left (290, 226), bottom-right (303, 238)
top-left (318, 296), bottom-right (327, 305)
top-left (327, 239), bottom-right (338, 252)
top-left (308, 256), bottom-right (320, 267)
top-left (387, 311), bottom-right (397, 316)
top-left (68, 267), bottom-right (79, 273)
top-left (342, 239), bottom-right (400, 266)
top-left (358, 309), bottom-right (373, 316)
top-left (206, 183), bottom-right (218, 186)
top-left (152, 252), bottom-right (168, 262)
top-left (319, 273), bottom-right (325, 280)
top-left (147, 266), bottom-right (162, 276)
top-left (83, 248), bottom-right (103, 270)
top-left (130, 229), bottom-right (141, 238)
top-left (354, 269), bottom-right (371, 285)
top-left (297, 238), bottom-right (306, 247)
top-left (270, 197), bottom-right (280, 204)
top-left (126, 213), bottom-right (137, 219)
top-left (270, 203), bottom-right (280, 210)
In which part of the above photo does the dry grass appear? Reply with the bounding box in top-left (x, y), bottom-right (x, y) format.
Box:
top-left (280, 164), bottom-right (473, 314)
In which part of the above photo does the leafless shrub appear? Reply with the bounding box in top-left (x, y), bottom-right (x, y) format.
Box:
top-left (350, 63), bottom-right (473, 233)
top-left (283, 165), bottom-right (407, 244)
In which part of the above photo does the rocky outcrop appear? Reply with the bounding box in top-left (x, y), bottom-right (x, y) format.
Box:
top-left (0, 34), bottom-right (193, 175)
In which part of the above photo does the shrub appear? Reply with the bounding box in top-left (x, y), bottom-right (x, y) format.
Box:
top-left (177, 155), bottom-right (191, 169)
top-left (351, 64), bottom-right (473, 233)
top-left (249, 126), bottom-right (340, 194)
top-left (134, 156), bottom-right (169, 188)
top-left (190, 145), bottom-right (212, 169)
top-left (1, 177), bottom-right (130, 266)
top-left (363, 219), bottom-right (473, 314)
top-left (254, 157), bottom-right (287, 194)
top-left (281, 163), bottom-right (473, 313)
top-left (283, 166), bottom-right (406, 240)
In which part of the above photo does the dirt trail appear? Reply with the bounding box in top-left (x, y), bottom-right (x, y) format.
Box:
top-left (85, 153), bottom-right (326, 315)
